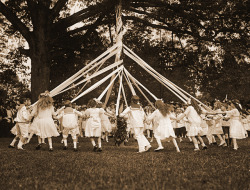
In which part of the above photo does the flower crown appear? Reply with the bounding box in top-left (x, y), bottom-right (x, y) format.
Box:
top-left (40, 91), bottom-right (50, 97)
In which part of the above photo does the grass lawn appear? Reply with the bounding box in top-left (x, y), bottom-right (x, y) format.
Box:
top-left (0, 136), bottom-right (249, 190)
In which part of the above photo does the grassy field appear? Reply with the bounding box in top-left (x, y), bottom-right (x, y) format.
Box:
top-left (0, 136), bottom-right (249, 190)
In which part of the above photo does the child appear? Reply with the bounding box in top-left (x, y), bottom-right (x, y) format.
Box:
top-left (9, 98), bottom-right (31, 150)
top-left (221, 103), bottom-right (231, 146)
top-left (144, 106), bottom-right (153, 140)
top-left (58, 100), bottom-right (83, 151)
top-left (120, 95), bottom-right (151, 153)
top-left (216, 101), bottom-right (247, 150)
top-left (177, 98), bottom-right (207, 151)
top-left (175, 108), bottom-right (187, 142)
top-left (106, 102), bottom-right (116, 136)
top-left (99, 103), bottom-right (112, 143)
top-left (85, 99), bottom-right (104, 152)
top-left (147, 100), bottom-right (180, 152)
top-left (31, 92), bottom-right (59, 151)
top-left (211, 101), bottom-right (226, 146)
top-left (79, 105), bottom-right (87, 137)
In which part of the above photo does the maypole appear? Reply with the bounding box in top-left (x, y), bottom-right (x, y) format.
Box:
top-left (104, 0), bottom-right (123, 108)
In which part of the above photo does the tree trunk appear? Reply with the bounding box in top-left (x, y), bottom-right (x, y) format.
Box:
top-left (30, 55), bottom-right (50, 103)
top-left (29, 7), bottom-right (51, 103)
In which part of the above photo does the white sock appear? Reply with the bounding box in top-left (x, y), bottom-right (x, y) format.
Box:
top-left (91, 139), bottom-right (96, 146)
top-left (73, 142), bottom-right (77, 149)
top-left (194, 143), bottom-right (199, 149)
top-left (17, 140), bottom-right (23, 148)
top-left (38, 137), bottom-right (42, 144)
top-left (64, 139), bottom-right (67, 147)
top-left (98, 138), bottom-right (102, 148)
top-left (156, 138), bottom-right (163, 148)
top-left (10, 138), bottom-right (17, 146)
top-left (48, 138), bottom-right (53, 149)
top-left (172, 139), bottom-right (180, 151)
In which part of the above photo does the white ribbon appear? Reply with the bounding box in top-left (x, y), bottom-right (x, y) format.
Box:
top-left (124, 69), bottom-right (156, 109)
top-left (124, 68), bottom-right (158, 101)
top-left (123, 69), bottom-right (136, 95)
top-left (71, 65), bottom-right (123, 102)
top-left (97, 72), bottom-right (120, 101)
top-left (50, 43), bottom-right (119, 96)
top-left (116, 73), bottom-right (123, 115)
top-left (123, 44), bottom-right (210, 110)
top-left (54, 60), bottom-right (123, 96)
top-left (124, 49), bottom-right (187, 103)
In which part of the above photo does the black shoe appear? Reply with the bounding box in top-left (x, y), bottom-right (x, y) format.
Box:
top-left (36, 144), bottom-right (42, 150)
top-left (97, 148), bottom-right (102, 152)
top-left (73, 148), bottom-right (78, 152)
top-left (202, 146), bottom-right (208, 150)
top-left (93, 146), bottom-right (98, 152)
top-left (49, 148), bottom-right (53, 151)
top-left (8, 145), bottom-right (15, 148)
top-left (63, 146), bottom-right (67, 150)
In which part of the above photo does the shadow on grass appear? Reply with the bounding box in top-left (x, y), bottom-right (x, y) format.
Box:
top-left (0, 137), bottom-right (249, 190)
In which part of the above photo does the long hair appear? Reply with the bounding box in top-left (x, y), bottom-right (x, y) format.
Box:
top-left (230, 101), bottom-right (246, 114)
top-left (190, 98), bottom-right (202, 115)
top-left (155, 100), bottom-right (170, 117)
top-left (37, 95), bottom-right (54, 110)
top-left (87, 99), bottom-right (97, 108)
top-left (213, 101), bottom-right (222, 110)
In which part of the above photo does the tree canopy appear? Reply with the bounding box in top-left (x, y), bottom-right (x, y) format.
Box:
top-left (0, 0), bottom-right (249, 104)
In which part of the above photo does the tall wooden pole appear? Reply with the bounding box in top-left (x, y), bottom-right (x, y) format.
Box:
top-left (104, 0), bottom-right (123, 107)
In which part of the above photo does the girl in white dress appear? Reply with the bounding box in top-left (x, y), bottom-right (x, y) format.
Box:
top-left (26, 94), bottom-right (46, 145)
top-left (106, 102), bottom-right (116, 135)
top-left (31, 92), bottom-right (59, 151)
top-left (79, 105), bottom-right (87, 137)
top-left (210, 101), bottom-right (226, 146)
top-left (219, 102), bottom-right (247, 150)
top-left (242, 109), bottom-right (250, 137)
top-left (147, 100), bottom-right (180, 152)
top-left (97, 102), bottom-right (112, 142)
top-left (221, 103), bottom-right (231, 147)
top-left (177, 98), bottom-right (207, 151)
top-left (85, 99), bottom-right (104, 152)
top-left (175, 108), bottom-right (187, 142)
top-left (144, 106), bottom-right (153, 139)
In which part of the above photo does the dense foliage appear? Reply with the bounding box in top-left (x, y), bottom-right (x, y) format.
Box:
top-left (0, 0), bottom-right (249, 104)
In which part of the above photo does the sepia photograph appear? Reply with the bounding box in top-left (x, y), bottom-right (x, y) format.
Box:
top-left (0, 0), bottom-right (249, 189)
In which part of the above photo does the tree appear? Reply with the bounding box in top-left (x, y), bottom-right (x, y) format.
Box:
top-left (0, 0), bottom-right (116, 102)
top-left (0, 0), bottom-right (248, 103)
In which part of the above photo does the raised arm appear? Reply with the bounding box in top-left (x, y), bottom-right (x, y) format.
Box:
top-left (119, 107), bottom-right (131, 117)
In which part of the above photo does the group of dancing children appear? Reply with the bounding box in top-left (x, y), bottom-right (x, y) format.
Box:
top-left (8, 92), bottom-right (249, 153)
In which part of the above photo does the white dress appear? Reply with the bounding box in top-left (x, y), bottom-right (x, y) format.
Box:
top-left (144, 112), bottom-right (153, 130)
top-left (183, 106), bottom-right (202, 137)
top-left (81, 110), bottom-right (87, 131)
top-left (210, 109), bottom-right (224, 135)
top-left (34, 106), bottom-right (59, 138)
top-left (100, 108), bottom-right (112, 133)
top-left (29, 116), bottom-right (39, 134)
top-left (85, 108), bottom-right (104, 137)
top-left (242, 115), bottom-right (250, 131)
top-left (170, 112), bottom-right (177, 129)
top-left (147, 110), bottom-right (176, 140)
top-left (199, 114), bottom-right (208, 136)
top-left (226, 109), bottom-right (247, 139)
